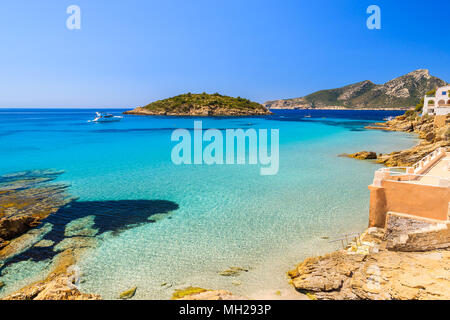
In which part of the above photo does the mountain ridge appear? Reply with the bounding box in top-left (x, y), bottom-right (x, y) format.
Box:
top-left (264, 69), bottom-right (447, 109)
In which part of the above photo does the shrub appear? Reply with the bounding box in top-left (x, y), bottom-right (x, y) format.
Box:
top-left (415, 97), bottom-right (424, 112)
top-left (404, 110), bottom-right (416, 118)
top-left (425, 89), bottom-right (436, 97)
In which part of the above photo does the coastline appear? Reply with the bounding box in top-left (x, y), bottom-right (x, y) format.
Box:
top-left (286, 114), bottom-right (450, 300)
top-left (287, 226), bottom-right (450, 300)
top-left (268, 107), bottom-right (410, 111)
top-left (0, 110), bottom-right (446, 298)
top-left (363, 114), bottom-right (448, 167)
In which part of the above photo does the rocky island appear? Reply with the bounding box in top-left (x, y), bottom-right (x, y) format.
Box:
top-left (124, 93), bottom-right (272, 116)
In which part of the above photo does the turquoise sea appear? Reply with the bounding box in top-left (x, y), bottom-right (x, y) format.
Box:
top-left (0, 109), bottom-right (417, 299)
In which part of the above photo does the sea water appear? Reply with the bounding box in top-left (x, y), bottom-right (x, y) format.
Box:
top-left (0, 109), bottom-right (417, 299)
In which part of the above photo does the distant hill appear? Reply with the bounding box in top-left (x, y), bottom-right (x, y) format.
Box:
top-left (124, 93), bottom-right (272, 116)
top-left (264, 69), bottom-right (447, 109)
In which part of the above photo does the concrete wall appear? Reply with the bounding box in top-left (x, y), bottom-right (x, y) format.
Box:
top-left (368, 181), bottom-right (450, 228)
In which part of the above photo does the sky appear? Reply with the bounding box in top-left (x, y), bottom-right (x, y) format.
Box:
top-left (1, 0), bottom-right (449, 108)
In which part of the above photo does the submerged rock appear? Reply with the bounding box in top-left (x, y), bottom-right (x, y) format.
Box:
top-left (119, 287), bottom-right (137, 300)
top-left (0, 223), bottom-right (53, 263)
top-left (218, 267), bottom-right (249, 277)
top-left (34, 239), bottom-right (55, 248)
top-left (3, 248), bottom-right (101, 300)
top-left (64, 215), bottom-right (98, 237)
top-left (53, 236), bottom-right (98, 252)
top-left (0, 170), bottom-right (102, 300)
top-left (174, 288), bottom-right (247, 300)
top-left (172, 287), bottom-right (209, 300)
top-left (0, 170), bottom-right (71, 261)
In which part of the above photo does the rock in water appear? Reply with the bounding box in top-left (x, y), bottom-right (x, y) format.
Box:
top-left (340, 151), bottom-right (377, 160)
top-left (119, 287), bottom-right (137, 299)
top-left (171, 287), bottom-right (208, 300)
top-left (34, 239), bottom-right (55, 248)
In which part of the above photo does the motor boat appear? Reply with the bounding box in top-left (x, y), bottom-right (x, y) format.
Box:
top-left (383, 116), bottom-right (394, 121)
top-left (89, 112), bottom-right (123, 123)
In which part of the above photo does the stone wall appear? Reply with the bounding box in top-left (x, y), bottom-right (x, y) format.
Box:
top-left (384, 212), bottom-right (450, 251)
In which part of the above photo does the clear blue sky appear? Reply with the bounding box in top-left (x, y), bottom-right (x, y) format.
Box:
top-left (1, 0), bottom-right (449, 108)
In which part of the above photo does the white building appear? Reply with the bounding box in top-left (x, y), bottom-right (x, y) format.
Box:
top-left (422, 85), bottom-right (450, 116)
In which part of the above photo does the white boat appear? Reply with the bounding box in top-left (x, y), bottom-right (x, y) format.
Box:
top-left (89, 112), bottom-right (123, 123)
top-left (383, 116), bottom-right (394, 121)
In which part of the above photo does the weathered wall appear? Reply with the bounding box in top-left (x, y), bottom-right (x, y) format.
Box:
top-left (369, 181), bottom-right (449, 227)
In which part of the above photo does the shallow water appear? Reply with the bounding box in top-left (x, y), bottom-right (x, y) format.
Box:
top-left (0, 109), bottom-right (416, 299)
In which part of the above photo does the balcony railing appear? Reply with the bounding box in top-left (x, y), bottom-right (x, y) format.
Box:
top-left (412, 147), bottom-right (446, 174)
top-left (372, 147), bottom-right (449, 188)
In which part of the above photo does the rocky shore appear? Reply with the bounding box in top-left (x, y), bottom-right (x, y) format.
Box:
top-left (343, 114), bottom-right (449, 166)
top-left (288, 225), bottom-right (449, 300)
top-left (0, 170), bottom-right (101, 300)
top-left (0, 170), bottom-right (72, 263)
top-left (289, 113), bottom-right (450, 300)
top-left (4, 246), bottom-right (101, 300)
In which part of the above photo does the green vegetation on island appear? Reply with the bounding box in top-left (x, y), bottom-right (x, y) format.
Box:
top-left (124, 93), bottom-right (272, 116)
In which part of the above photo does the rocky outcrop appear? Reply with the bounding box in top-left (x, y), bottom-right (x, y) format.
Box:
top-left (288, 228), bottom-right (450, 300)
top-left (4, 248), bottom-right (101, 300)
top-left (0, 170), bottom-right (72, 264)
top-left (218, 266), bottom-right (249, 277)
top-left (368, 114), bottom-right (449, 167)
top-left (265, 69), bottom-right (446, 109)
top-left (3, 220), bottom-right (101, 300)
top-left (339, 151), bottom-right (377, 160)
top-left (0, 171), bottom-right (102, 300)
